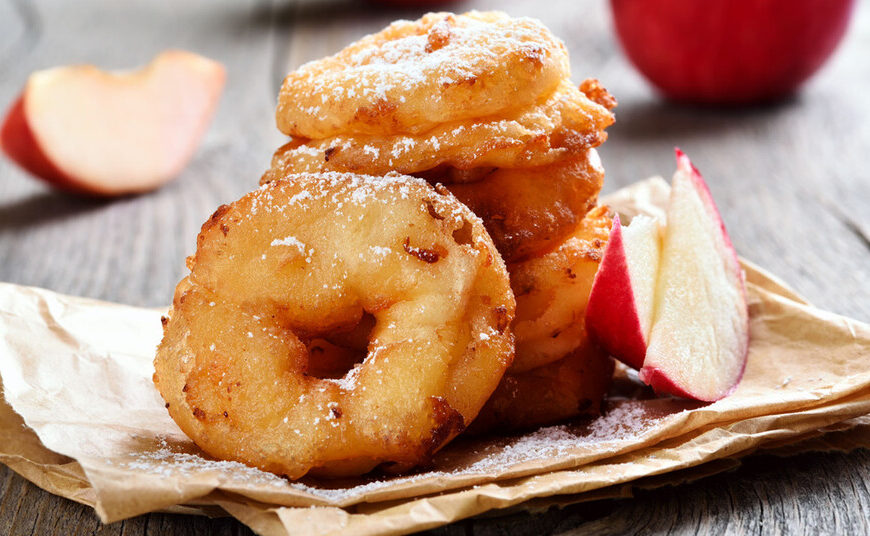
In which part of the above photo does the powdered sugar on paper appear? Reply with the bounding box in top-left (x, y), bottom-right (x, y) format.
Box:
top-left (113, 400), bottom-right (672, 505)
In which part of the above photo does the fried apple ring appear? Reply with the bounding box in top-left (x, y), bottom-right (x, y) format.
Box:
top-left (262, 80), bottom-right (614, 182)
top-left (468, 339), bottom-right (614, 434)
top-left (435, 148), bottom-right (604, 262)
top-left (153, 172), bottom-right (516, 479)
top-left (510, 205), bottom-right (611, 373)
top-left (277, 11), bottom-right (570, 138)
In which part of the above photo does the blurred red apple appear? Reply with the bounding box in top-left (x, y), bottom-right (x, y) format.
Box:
top-left (1, 50), bottom-right (225, 196)
top-left (610, 0), bottom-right (856, 104)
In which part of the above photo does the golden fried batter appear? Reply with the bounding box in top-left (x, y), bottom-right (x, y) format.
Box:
top-left (469, 339), bottom-right (614, 434)
top-left (154, 172), bottom-right (515, 479)
top-left (264, 80), bottom-right (613, 181)
top-left (510, 205), bottom-right (611, 373)
top-left (436, 149), bottom-right (604, 262)
top-left (277, 11), bottom-right (570, 138)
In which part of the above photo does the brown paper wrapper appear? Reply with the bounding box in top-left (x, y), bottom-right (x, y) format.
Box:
top-left (2, 178), bottom-right (869, 536)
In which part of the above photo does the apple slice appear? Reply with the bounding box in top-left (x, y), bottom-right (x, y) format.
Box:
top-left (639, 150), bottom-right (749, 401)
top-left (585, 214), bottom-right (662, 369)
top-left (0, 49), bottom-right (225, 196)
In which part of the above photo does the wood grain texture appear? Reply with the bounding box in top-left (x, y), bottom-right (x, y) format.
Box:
top-left (0, 0), bottom-right (868, 534)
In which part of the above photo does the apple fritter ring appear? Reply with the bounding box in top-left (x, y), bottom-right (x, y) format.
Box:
top-left (468, 339), bottom-right (614, 434)
top-left (277, 11), bottom-right (570, 139)
top-left (262, 80), bottom-right (615, 182)
top-left (510, 205), bottom-right (611, 373)
top-left (437, 148), bottom-right (604, 263)
top-left (153, 172), bottom-right (516, 479)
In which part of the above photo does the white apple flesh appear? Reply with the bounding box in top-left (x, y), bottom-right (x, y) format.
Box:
top-left (639, 150), bottom-right (749, 401)
top-left (585, 214), bottom-right (662, 369)
top-left (0, 50), bottom-right (225, 196)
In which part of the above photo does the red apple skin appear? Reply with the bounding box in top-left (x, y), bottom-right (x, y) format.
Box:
top-left (673, 148), bottom-right (745, 300)
top-left (585, 215), bottom-right (649, 370)
top-left (610, 0), bottom-right (857, 104)
top-left (640, 360), bottom-right (744, 401)
top-left (0, 95), bottom-right (73, 191)
top-left (637, 366), bottom-right (696, 400)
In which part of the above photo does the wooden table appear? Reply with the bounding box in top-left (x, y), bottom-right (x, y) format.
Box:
top-left (1, 0), bottom-right (868, 534)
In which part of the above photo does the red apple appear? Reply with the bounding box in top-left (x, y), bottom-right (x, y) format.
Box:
top-left (586, 214), bottom-right (662, 369)
top-left (0, 50), bottom-right (225, 196)
top-left (610, 0), bottom-right (856, 104)
top-left (585, 150), bottom-right (749, 401)
top-left (639, 150), bottom-right (749, 401)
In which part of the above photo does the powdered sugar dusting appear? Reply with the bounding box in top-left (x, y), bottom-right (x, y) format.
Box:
top-left (271, 79), bottom-right (594, 177)
top-left (118, 401), bottom-right (679, 506)
top-left (585, 401), bottom-right (651, 441)
top-left (271, 236), bottom-right (307, 252)
top-left (119, 439), bottom-right (287, 488)
top-left (303, 13), bottom-right (555, 106)
top-left (283, 401), bottom-right (670, 503)
top-left (277, 11), bottom-right (570, 138)
top-left (452, 401), bottom-right (657, 473)
top-left (323, 363), bottom-right (364, 391)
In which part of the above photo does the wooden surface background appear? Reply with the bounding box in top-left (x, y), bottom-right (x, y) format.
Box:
top-left (1, 0), bottom-right (869, 534)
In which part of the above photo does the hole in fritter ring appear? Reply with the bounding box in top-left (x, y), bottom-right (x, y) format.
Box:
top-left (305, 312), bottom-right (375, 380)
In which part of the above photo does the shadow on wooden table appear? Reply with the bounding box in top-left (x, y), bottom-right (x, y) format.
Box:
top-left (611, 95), bottom-right (802, 142)
top-left (0, 190), bottom-right (111, 232)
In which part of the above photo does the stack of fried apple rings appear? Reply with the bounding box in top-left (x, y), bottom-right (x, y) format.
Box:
top-left (265, 10), bottom-right (617, 432)
top-left (155, 10), bottom-right (618, 480)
